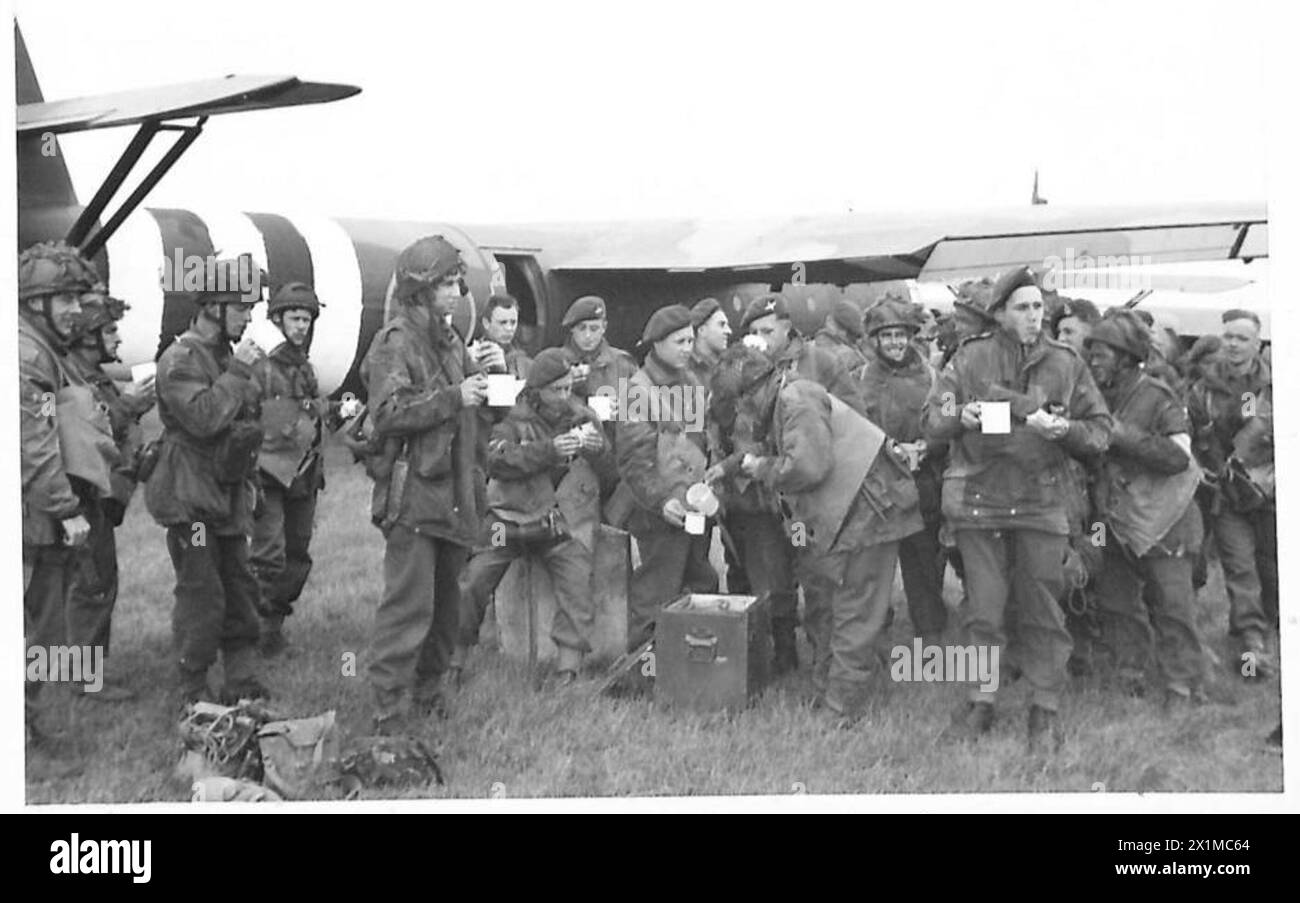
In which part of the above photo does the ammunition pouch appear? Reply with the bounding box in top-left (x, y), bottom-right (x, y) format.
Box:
top-left (1219, 457), bottom-right (1267, 514)
top-left (214, 422), bottom-right (264, 486)
top-left (502, 509), bottom-right (569, 548)
top-left (374, 454), bottom-right (409, 532)
top-left (134, 438), bottom-right (162, 484)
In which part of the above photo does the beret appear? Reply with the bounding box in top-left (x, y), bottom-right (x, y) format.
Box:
top-left (691, 297), bottom-right (722, 329)
top-left (988, 265), bottom-right (1039, 313)
top-left (525, 347), bottom-right (573, 389)
top-left (642, 304), bottom-right (695, 344)
top-left (562, 295), bottom-right (607, 328)
top-left (741, 293), bottom-right (789, 331)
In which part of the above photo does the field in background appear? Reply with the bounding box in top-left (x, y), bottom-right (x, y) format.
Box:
top-left (27, 442), bottom-right (1283, 802)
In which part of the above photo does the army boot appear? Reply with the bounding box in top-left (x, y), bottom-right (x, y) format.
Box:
top-left (551, 646), bottom-right (583, 688)
top-left (1237, 634), bottom-right (1277, 682)
top-left (447, 645), bottom-right (470, 690)
top-left (1027, 704), bottom-right (1063, 755)
top-left (412, 674), bottom-right (449, 720)
top-left (219, 645), bottom-right (272, 704)
top-left (372, 686), bottom-right (411, 736)
top-left (177, 666), bottom-right (212, 706)
top-left (259, 615), bottom-right (290, 658)
top-left (945, 700), bottom-right (995, 742)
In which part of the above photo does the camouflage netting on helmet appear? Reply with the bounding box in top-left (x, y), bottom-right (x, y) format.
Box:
top-left (392, 235), bottom-right (466, 302)
top-left (865, 297), bottom-right (924, 336)
top-left (18, 241), bottom-right (100, 301)
top-left (69, 290), bottom-right (130, 343)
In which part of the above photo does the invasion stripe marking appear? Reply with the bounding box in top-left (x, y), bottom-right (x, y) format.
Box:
top-left (146, 207), bottom-right (215, 358)
top-left (247, 211), bottom-right (315, 290)
top-left (281, 211), bottom-right (364, 395)
top-left (104, 209), bottom-right (167, 368)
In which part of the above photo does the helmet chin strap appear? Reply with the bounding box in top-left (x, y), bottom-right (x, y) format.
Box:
top-left (40, 296), bottom-right (66, 343)
top-left (199, 302), bottom-right (233, 348)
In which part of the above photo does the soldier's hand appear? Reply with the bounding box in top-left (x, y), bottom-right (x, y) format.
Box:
top-left (960, 402), bottom-right (982, 430)
top-left (1026, 409), bottom-right (1068, 440)
top-left (132, 375), bottom-right (157, 409)
top-left (703, 463), bottom-right (726, 484)
top-left (741, 453), bottom-right (765, 477)
top-left (460, 373), bottom-right (489, 407)
top-left (662, 497), bottom-right (687, 528)
top-left (553, 433), bottom-right (581, 457)
top-left (233, 337), bottom-right (265, 366)
top-left (580, 424), bottom-right (603, 452)
top-left (472, 341), bottom-right (507, 373)
top-left (61, 514), bottom-right (91, 547)
top-left (1042, 417), bottom-right (1069, 440)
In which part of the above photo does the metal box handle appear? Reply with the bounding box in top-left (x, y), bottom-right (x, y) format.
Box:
top-left (684, 630), bottom-right (719, 663)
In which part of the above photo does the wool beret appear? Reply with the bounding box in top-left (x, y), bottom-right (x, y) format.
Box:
top-left (988, 265), bottom-right (1039, 313)
top-left (525, 347), bottom-right (573, 389)
top-left (690, 297), bottom-right (723, 329)
top-left (741, 293), bottom-right (789, 331)
top-left (562, 295), bottom-right (607, 328)
top-left (642, 304), bottom-right (695, 344)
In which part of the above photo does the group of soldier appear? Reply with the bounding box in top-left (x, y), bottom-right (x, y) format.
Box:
top-left (20, 241), bottom-right (335, 774)
top-left (20, 232), bottom-right (1278, 771)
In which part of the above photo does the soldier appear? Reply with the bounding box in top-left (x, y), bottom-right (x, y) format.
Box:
top-left (250, 282), bottom-right (332, 657)
top-left (1083, 311), bottom-right (1208, 705)
top-left (1049, 297), bottom-right (1101, 353)
top-left (145, 255), bottom-right (271, 705)
top-left (715, 343), bottom-right (923, 722)
top-left (618, 304), bottom-right (717, 651)
top-left (861, 299), bottom-right (947, 647)
top-left (741, 292), bottom-right (869, 672)
top-left (454, 348), bottom-right (611, 685)
top-left (688, 297), bottom-right (731, 387)
top-left (924, 265), bottom-right (1111, 754)
top-left (742, 293), bottom-right (868, 415)
top-left (64, 289), bottom-right (154, 701)
top-left (559, 295), bottom-right (638, 426)
top-left (812, 298), bottom-right (871, 380)
top-left (480, 293), bottom-right (532, 381)
top-left (360, 236), bottom-right (503, 731)
top-left (698, 298), bottom-right (799, 672)
top-left (20, 242), bottom-right (97, 760)
top-left (937, 278), bottom-right (998, 368)
top-left (686, 296), bottom-right (756, 599)
top-left (1187, 308), bottom-right (1276, 679)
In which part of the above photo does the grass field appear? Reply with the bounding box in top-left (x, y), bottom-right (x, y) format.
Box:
top-left (27, 440), bottom-right (1284, 802)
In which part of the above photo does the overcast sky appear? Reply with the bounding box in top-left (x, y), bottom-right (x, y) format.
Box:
top-left (13, 0), bottom-right (1271, 224)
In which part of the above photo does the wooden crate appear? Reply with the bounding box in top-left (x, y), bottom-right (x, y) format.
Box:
top-left (494, 524), bottom-right (630, 666)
